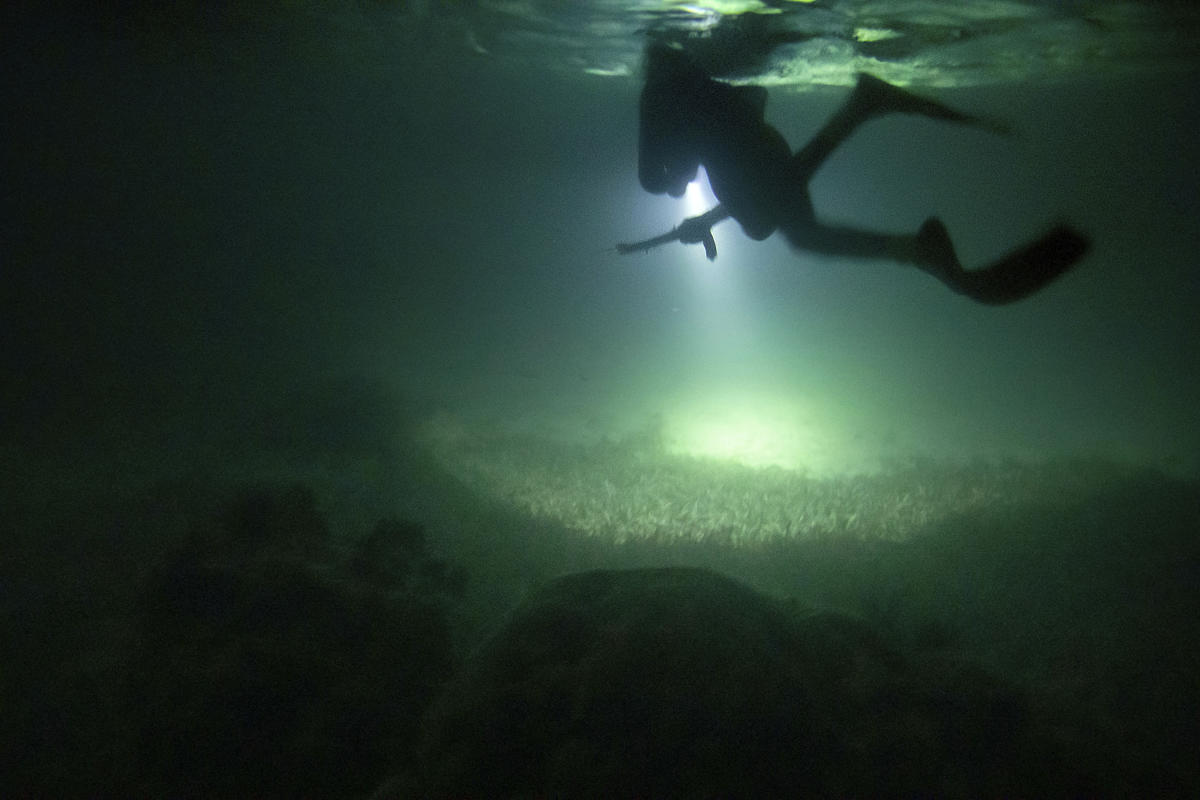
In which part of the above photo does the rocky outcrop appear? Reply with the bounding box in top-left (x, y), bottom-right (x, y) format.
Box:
top-left (409, 566), bottom-right (1089, 799)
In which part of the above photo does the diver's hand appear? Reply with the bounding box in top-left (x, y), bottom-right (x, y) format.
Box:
top-left (617, 206), bottom-right (726, 259)
top-left (677, 217), bottom-right (718, 260)
top-left (676, 216), bottom-right (710, 244)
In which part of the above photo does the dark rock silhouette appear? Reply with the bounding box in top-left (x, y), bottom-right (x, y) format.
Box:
top-left (408, 567), bottom-right (1095, 799)
top-left (129, 485), bottom-right (463, 799)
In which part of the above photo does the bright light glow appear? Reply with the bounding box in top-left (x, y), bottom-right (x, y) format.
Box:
top-left (676, 1), bottom-right (779, 17)
top-left (664, 385), bottom-right (833, 472)
top-left (683, 167), bottom-right (718, 218)
top-left (854, 27), bottom-right (902, 43)
top-left (658, 380), bottom-right (892, 476)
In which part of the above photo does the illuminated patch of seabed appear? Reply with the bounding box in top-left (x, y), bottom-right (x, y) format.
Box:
top-left (416, 410), bottom-right (1101, 546)
top-left (657, 386), bottom-right (882, 475)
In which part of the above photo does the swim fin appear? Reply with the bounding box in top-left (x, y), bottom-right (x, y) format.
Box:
top-left (852, 73), bottom-right (1012, 136)
top-left (941, 225), bottom-right (1090, 304)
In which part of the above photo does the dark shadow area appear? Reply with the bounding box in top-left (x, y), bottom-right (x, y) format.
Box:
top-left (2, 380), bottom-right (1197, 796)
top-left (404, 567), bottom-right (1111, 798)
top-left (1, 475), bottom-right (466, 798)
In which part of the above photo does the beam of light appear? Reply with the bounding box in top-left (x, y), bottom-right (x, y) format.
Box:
top-left (675, 165), bottom-right (747, 355)
top-left (670, 173), bottom-right (830, 472)
top-left (683, 166), bottom-right (718, 219)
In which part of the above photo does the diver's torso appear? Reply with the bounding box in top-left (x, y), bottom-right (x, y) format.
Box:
top-left (693, 80), bottom-right (805, 241)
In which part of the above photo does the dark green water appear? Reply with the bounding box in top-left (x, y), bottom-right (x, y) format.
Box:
top-left (3, 3), bottom-right (1198, 796)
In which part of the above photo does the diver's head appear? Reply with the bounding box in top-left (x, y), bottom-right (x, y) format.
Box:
top-left (643, 41), bottom-right (700, 84)
top-left (637, 42), bottom-right (704, 197)
top-left (639, 134), bottom-right (698, 197)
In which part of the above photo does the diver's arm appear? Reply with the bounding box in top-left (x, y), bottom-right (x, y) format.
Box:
top-left (617, 206), bottom-right (730, 260)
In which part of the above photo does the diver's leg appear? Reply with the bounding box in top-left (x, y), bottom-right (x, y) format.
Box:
top-left (787, 87), bottom-right (881, 185)
top-left (789, 74), bottom-right (1010, 183)
top-left (781, 215), bottom-right (946, 267)
top-left (783, 215), bottom-right (1088, 304)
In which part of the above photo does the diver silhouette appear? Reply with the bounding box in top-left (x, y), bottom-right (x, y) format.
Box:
top-left (617, 44), bottom-right (1089, 304)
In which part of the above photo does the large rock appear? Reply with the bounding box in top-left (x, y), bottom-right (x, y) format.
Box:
top-left (409, 567), bottom-right (1084, 798)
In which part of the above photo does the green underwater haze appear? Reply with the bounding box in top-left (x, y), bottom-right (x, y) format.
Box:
top-left (3, 1), bottom-right (1199, 796)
